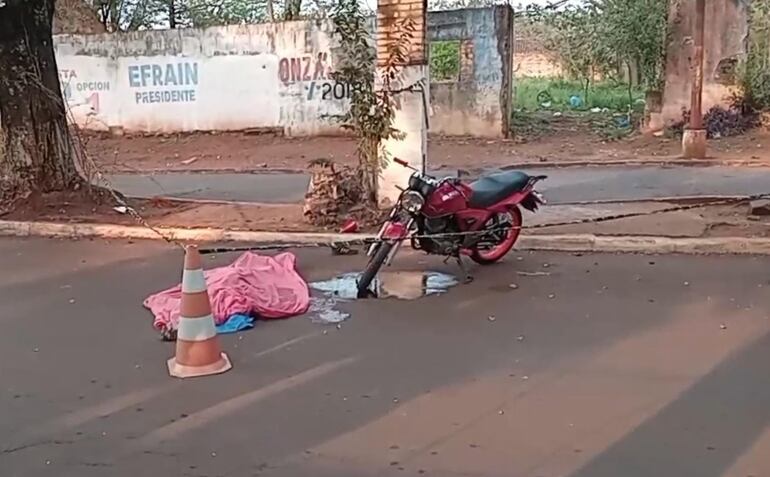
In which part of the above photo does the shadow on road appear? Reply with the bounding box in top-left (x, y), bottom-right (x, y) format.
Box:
top-left (569, 330), bottom-right (770, 477)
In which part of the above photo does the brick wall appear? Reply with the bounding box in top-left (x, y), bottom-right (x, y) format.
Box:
top-left (514, 51), bottom-right (562, 78)
top-left (376, 0), bottom-right (427, 65)
top-left (459, 39), bottom-right (474, 81)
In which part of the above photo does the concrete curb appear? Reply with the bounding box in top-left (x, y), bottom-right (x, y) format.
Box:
top-left (518, 234), bottom-right (770, 255)
top-left (105, 158), bottom-right (770, 176)
top-left (110, 167), bottom-right (306, 175)
top-left (0, 220), bottom-right (363, 244)
top-left (129, 195), bottom-right (301, 207)
top-left (3, 220), bottom-right (770, 255)
top-left (140, 194), bottom-right (750, 208)
top-left (500, 158), bottom-right (770, 170)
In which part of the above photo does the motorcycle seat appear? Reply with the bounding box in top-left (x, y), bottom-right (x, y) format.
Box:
top-left (468, 171), bottom-right (531, 208)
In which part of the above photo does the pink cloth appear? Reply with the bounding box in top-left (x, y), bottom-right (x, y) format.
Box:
top-left (144, 252), bottom-right (310, 333)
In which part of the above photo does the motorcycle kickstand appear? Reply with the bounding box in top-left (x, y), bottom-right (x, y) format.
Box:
top-left (454, 255), bottom-right (474, 284)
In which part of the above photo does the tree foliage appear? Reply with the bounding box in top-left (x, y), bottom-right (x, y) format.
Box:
top-left (182, 0), bottom-right (270, 28)
top-left (328, 0), bottom-right (415, 205)
top-left (532, 6), bottom-right (604, 97)
top-left (428, 0), bottom-right (496, 10)
top-left (87, 0), bottom-right (169, 31)
top-left (85, 0), bottom-right (325, 30)
top-left (430, 41), bottom-right (460, 81)
top-left (523, 0), bottom-right (667, 94)
top-left (743, 0), bottom-right (770, 109)
top-left (588, 0), bottom-right (667, 91)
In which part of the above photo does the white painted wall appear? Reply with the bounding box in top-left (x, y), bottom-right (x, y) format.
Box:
top-left (54, 21), bottom-right (351, 135)
top-left (52, 9), bottom-right (511, 138)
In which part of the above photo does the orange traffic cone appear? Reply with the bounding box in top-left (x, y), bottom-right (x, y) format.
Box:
top-left (167, 245), bottom-right (232, 378)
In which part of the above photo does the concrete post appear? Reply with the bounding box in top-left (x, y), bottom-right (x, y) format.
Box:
top-left (376, 0), bottom-right (429, 207)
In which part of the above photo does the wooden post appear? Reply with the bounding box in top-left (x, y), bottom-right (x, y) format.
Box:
top-left (682, 0), bottom-right (707, 159)
top-left (689, 0), bottom-right (705, 130)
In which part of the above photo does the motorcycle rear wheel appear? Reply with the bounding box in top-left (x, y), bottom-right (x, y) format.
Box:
top-left (357, 242), bottom-right (394, 298)
top-left (470, 206), bottom-right (522, 265)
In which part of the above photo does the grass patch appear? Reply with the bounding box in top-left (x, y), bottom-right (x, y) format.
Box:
top-left (430, 40), bottom-right (461, 82)
top-left (514, 76), bottom-right (644, 112)
top-left (510, 110), bottom-right (553, 140)
top-left (511, 108), bottom-right (639, 143)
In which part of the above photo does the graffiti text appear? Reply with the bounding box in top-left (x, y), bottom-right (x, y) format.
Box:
top-left (135, 90), bottom-right (196, 104)
top-left (279, 53), bottom-right (331, 84)
top-left (128, 62), bottom-right (199, 88)
top-left (304, 80), bottom-right (361, 101)
top-left (128, 62), bottom-right (199, 104)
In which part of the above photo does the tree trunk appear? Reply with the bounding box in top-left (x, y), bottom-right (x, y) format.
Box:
top-left (284, 0), bottom-right (302, 20)
top-left (267, 0), bottom-right (275, 22)
top-left (109, 0), bottom-right (119, 32)
top-left (0, 0), bottom-right (81, 202)
top-left (168, 0), bottom-right (177, 29)
top-left (361, 137), bottom-right (379, 206)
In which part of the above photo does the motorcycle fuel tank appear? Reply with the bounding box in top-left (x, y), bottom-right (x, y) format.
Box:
top-left (423, 182), bottom-right (471, 218)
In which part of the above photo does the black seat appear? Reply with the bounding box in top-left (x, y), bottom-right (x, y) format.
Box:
top-left (468, 171), bottom-right (531, 208)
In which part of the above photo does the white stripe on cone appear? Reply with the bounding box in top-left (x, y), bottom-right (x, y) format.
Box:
top-left (177, 314), bottom-right (217, 341)
top-left (181, 268), bottom-right (208, 294)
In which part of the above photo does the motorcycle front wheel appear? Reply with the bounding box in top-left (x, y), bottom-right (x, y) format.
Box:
top-left (356, 242), bottom-right (394, 298)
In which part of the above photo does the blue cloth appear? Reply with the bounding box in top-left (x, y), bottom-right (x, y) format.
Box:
top-left (216, 314), bottom-right (256, 334)
top-left (614, 115), bottom-right (631, 128)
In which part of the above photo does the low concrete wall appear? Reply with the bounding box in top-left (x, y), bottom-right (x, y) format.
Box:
top-left (428, 6), bottom-right (513, 137)
top-left (54, 20), bottom-right (345, 136)
top-left (53, 7), bottom-right (512, 138)
top-left (661, 0), bottom-right (749, 124)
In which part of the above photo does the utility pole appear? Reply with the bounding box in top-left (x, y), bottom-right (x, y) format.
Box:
top-left (682, 0), bottom-right (706, 159)
top-left (376, 0), bottom-right (429, 206)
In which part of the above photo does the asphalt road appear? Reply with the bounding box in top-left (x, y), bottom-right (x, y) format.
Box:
top-left (3, 237), bottom-right (770, 476)
top-left (107, 166), bottom-right (770, 204)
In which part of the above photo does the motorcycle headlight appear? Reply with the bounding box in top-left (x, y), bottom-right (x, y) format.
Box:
top-left (401, 190), bottom-right (425, 213)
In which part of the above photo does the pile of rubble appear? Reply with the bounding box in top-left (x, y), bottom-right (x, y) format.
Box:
top-left (671, 101), bottom-right (763, 139)
top-left (303, 158), bottom-right (382, 228)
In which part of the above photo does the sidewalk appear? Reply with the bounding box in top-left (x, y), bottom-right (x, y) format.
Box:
top-left (104, 165), bottom-right (770, 205)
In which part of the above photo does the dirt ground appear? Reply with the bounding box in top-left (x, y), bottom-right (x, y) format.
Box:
top-left (3, 192), bottom-right (191, 227)
top-left (2, 193), bottom-right (328, 233)
top-left (8, 120), bottom-right (770, 238)
top-left (85, 121), bottom-right (770, 174)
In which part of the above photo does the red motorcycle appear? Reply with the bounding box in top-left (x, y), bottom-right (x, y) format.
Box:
top-left (357, 159), bottom-right (546, 296)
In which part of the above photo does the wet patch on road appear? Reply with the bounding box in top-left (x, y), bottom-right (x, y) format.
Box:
top-left (312, 271), bottom-right (459, 300)
top-left (307, 271), bottom-right (459, 324)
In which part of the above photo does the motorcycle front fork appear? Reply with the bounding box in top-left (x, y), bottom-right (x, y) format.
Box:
top-left (368, 218), bottom-right (413, 267)
top-left (372, 214), bottom-right (472, 283)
